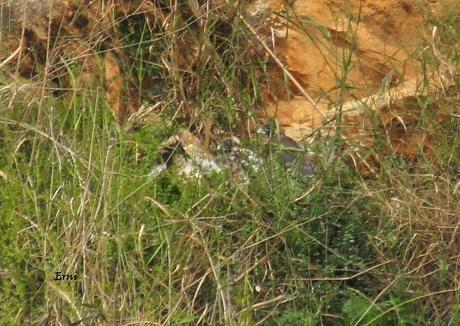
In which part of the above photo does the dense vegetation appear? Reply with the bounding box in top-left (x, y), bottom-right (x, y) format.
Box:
top-left (0, 1), bottom-right (459, 325)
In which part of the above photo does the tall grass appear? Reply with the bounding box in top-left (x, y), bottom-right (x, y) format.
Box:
top-left (0, 1), bottom-right (459, 325)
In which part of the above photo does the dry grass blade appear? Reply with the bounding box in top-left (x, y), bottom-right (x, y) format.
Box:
top-left (0, 46), bottom-right (21, 69)
top-left (0, 118), bottom-right (89, 170)
top-left (362, 287), bottom-right (460, 326)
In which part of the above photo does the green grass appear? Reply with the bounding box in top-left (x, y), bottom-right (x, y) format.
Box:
top-left (1, 1), bottom-right (459, 325)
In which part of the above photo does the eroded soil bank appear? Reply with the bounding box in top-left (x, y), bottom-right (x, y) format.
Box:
top-left (249, 0), bottom-right (457, 144)
top-left (241, 0), bottom-right (457, 173)
top-left (1, 0), bottom-right (458, 161)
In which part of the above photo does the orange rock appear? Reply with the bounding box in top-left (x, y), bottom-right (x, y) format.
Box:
top-left (248, 0), bottom-right (455, 164)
